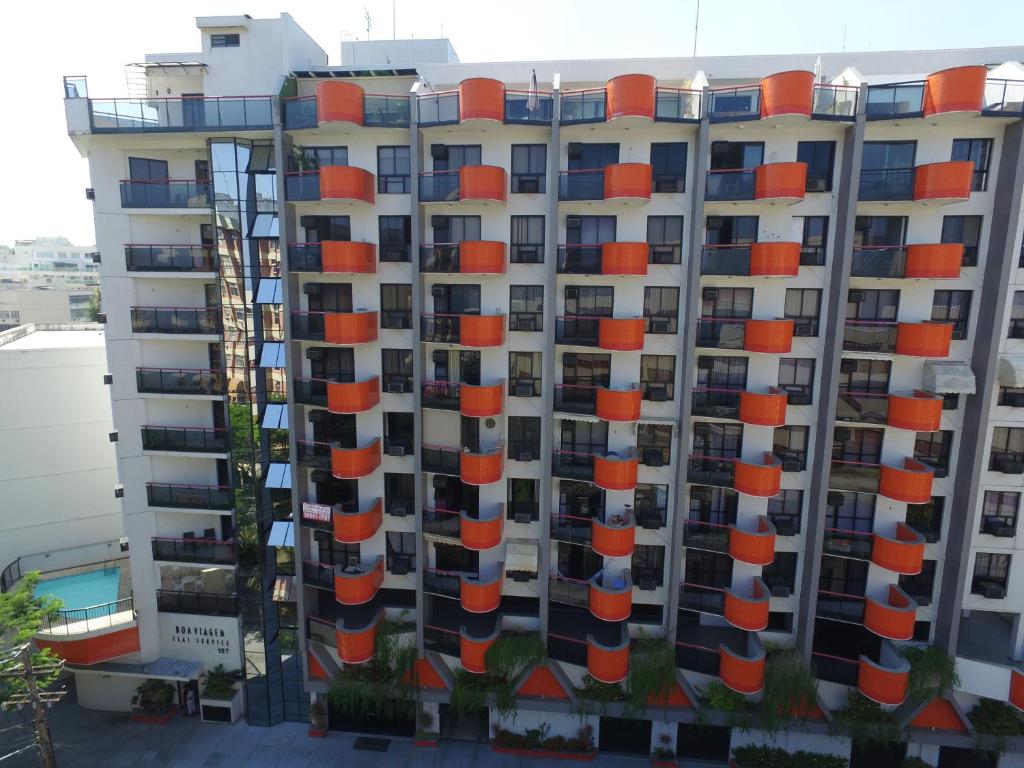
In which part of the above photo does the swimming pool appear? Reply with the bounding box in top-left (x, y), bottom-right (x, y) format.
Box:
top-left (35, 567), bottom-right (120, 615)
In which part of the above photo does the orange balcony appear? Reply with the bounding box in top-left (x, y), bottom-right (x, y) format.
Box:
top-left (591, 513), bottom-right (636, 558)
top-left (1011, 669), bottom-right (1024, 712)
top-left (904, 244), bottom-right (963, 279)
top-left (749, 242), bottom-right (801, 276)
top-left (459, 241), bottom-right (506, 274)
top-left (872, 522), bottom-right (926, 575)
top-left (459, 78), bottom-right (505, 123)
top-left (587, 634), bottom-right (630, 683)
top-left (606, 74), bottom-right (657, 121)
top-left (460, 314), bottom-right (506, 347)
top-left (734, 454), bottom-right (783, 498)
top-left (723, 577), bottom-right (771, 631)
top-left (35, 624), bottom-right (140, 666)
top-left (923, 66), bottom-right (987, 116)
top-left (594, 451), bottom-right (639, 491)
top-left (589, 571), bottom-right (632, 622)
top-left (319, 166), bottom-right (375, 203)
top-left (460, 626), bottom-right (500, 673)
top-left (864, 585), bottom-right (918, 641)
top-left (895, 322), bottom-right (953, 358)
top-left (595, 385), bottom-right (642, 422)
top-left (913, 161), bottom-right (974, 203)
top-left (316, 81), bottom-right (365, 125)
top-left (858, 654), bottom-right (910, 706)
top-left (460, 570), bottom-right (502, 613)
top-left (460, 507), bottom-right (504, 550)
top-left (324, 311), bottom-right (379, 345)
top-left (755, 162), bottom-right (808, 203)
top-left (887, 390), bottom-right (943, 432)
top-left (331, 439), bottom-right (381, 479)
top-left (336, 609), bottom-right (382, 665)
top-left (760, 71), bottom-right (814, 118)
top-left (600, 242), bottom-right (649, 275)
top-left (333, 498), bottom-right (383, 544)
top-left (322, 241), bottom-right (377, 274)
top-left (604, 163), bottom-right (653, 201)
top-left (744, 319), bottom-right (795, 354)
top-left (719, 637), bottom-right (767, 695)
top-left (729, 516), bottom-right (777, 566)
top-left (460, 165), bottom-right (507, 203)
top-left (460, 380), bottom-right (504, 418)
top-left (879, 459), bottom-right (934, 504)
top-left (334, 557), bottom-right (384, 605)
top-left (327, 376), bottom-right (380, 414)
top-left (598, 317), bottom-right (645, 351)
top-left (460, 445), bottom-right (504, 485)
top-left (738, 387), bottom-right (788, 427)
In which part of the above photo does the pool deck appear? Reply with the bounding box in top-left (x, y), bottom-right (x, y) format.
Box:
top-left (31, 558), bottom-right (136, 636)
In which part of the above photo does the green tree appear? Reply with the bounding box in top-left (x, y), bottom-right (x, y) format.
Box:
top-left (85, 289), bottom-right (101, 322)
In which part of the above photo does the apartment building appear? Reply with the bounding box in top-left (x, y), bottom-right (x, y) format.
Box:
top-left (63, 13), bottom-right (1024, 765)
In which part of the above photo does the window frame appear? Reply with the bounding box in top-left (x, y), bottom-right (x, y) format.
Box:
top-left (796, 140), bottom-right (836, 192)
top-left (510, 144), bottom-right (547, 193)
top-left (376, 145), bottom-right (411, 194)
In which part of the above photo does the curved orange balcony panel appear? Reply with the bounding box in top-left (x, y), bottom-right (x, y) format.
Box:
top-left (604, 163), bottom-right (653, 201)
top-left (606, 74), bottom-right (657, 120)
top-left (864, 585), bottom-right (918, 641)
top-left (913, 161), bottom-right (974, 203)
top-left (333, 498), bottom-right (384, 544)
top-left (904, 243), bottom-right (963, 279)
top-left (749, 242), bottom-right (801, 277)
top-left (319, 165), bottom-right (376, 203)
top-left (720, 642), bottom-right (766, 695)
top-left (872, 522), bottom-right (926, 575)
top-left (334, 558), bottom-right (384, 605)
top-left (460, 571), bottom-right (502, 613)
top-left (760, 70), bottom-right (814, 118)
top-left (336, 612), bottom-right (381, 665)
top-left (587, 635), bottom-right (630, 684)
top-left (459, 380), bottom-right (504, 418)
top-left (460, 627), bottom-right (500, 673)
top-left (744, 319), bottom-right (794, 354)
top-left (460, 314), bottom-right (505, 347)
top-left (594, 452), bottom-right (639, 492)
top-left (316, 81), bottom-right (365, 125)
top-left (458, 78), bottom-right (505, 123)
top-left (879, 459), bottom-right (935, 505)
top-left (591, 515), bottom-right (636, 558)
top-left (35, 625), bottom-right (140, 666)
top-left (729, 515), bottom-right (777, 566)
top-left (331, 439), bottom-right (381, 480)
top-left (723, 577), bottom-right (771, 631)
top-left (596, 386), bottom-right (642, 422)
top-left (322, 241), bottom-right (377, 274)
top-left (888, 390), bottom-right (943, 432)
top-left (858, 655), bottom-right (910, 706)
top-left (896, 322), bottom-right (953, 358)
top-left (598, 317), bottom-right (645, 351)
top-left (754, 162), bottom-right (808, 203)
top-left (589, 572), bottom-right (633, 622)
top-left (327, 376), bottom-right (380, 414)
top-left (1011, 669), bottom-right (1024, 712)
top-left (923, 66), bottom-right (987, 116)
top-left (459, 165), bottom-right (507, 203)
top-left (600, 242), bottom-right (649, 276)
top-left (460, 508), bottom-right (504, 550)
top-left (734, 454), bottom-right (783, 498)
top-left (738, 387), bottom-right (788, 427)
top-left (460, 446), bottom-right (504, 485)
top-left (459, 241), bottom-right (506, 274)
top-left (324, 311), bottom-right (379, 345)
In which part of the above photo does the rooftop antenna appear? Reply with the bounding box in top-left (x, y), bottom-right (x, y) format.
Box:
top-left (693, 0), bottom-right (700, 57)
top-left (842, 26), bottom-right (847, 53)
top-left (364, 7), bottom-right (372, 41)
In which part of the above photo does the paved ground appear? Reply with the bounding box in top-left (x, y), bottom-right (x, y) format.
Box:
top-left (0, 692), bottom-right (654, 767)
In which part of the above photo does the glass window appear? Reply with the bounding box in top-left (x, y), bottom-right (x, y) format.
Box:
top-left (767, 490), bottom-right (803, 535)
top-left (684, 550), bottom-right (733, 589)
top-left (774, 426), bottom-right (809, 471)
top-left (650, 142), bottom-right (687, 193)
top-left (972, 552), bottom-right (1011, 593)
top-left (833, 427), bottom-right (883, 464)
top-left (899, 560), bottom-right (936, 604)
top-left (380, 284), bottom-right (412, 329)
top-left (383, 412), bottom-right (414, 455)
top-left (799, 216), bottom-right (829, 266)
top-left (847, 289), bottom-right (900, 321)
top-left (644, 286), bottom-right (679, 334)
top-left (778, 358), bottom-right (815, 405)
top-left (838, 358), bottom-right (891, 393)
top-left (511, 144), bottom-right (546, 193)
top-left (507, 478), bottom-right (539, 521)
top-left (818, 554), bottom-right (867, 595)
top-left (381, 349), bottom-right (413, 393)
top-left (508, 417), bottom-right (541, 460)
top-left (431, 144), bottom-right (481, 172)
top-left (638, 424), bottom-right (673, 466)
top-left (386, 532), bottom-right (416, 571)
top-left (952, 138), bottom-right (993, 191)
top-left (785, 288), bottom-right (822, 336)
top-left (647, 216), bottom-right (684, 264)
top-left (634, 483), bottom-right (668, 528)
top-left (931, 290), bottom-right (972, 340)
top-left (509, 286), bottom-right (543, 332)
top-left (640, 355), bottom-right (675, 401)
top-left (710, 141), bottom-right (764, 170)
top-left (376, 146), bottom-right (411, 194)
top-left (632, 545), bottom-right (666, 586)
top-left (941, 215), bottom-right (983, 267)
top-left (981, 491), bottom-right (1019, 533)
top-left (301, 146), bottom-right (348, 169)
top-left (706, 215), bottom-right (758, 245)
top-left (914, 431), bottom-right (953, 478)
top-left (763, 552), bottom-right (799, 592)
top-left (796, 141), bottom-right (836, 191)
top-left (510, 216), bottom-right (544, 263)
top-left (211, 33), bottom-right (240, 47)
top-left (991, 427), bottom-right (1024, 470)
top-left (702, 287), bottom-right (753, 318)
top-left (509, 352), bottom-right (542, 396)
top-left (378, 216), bottom-right (411, 262)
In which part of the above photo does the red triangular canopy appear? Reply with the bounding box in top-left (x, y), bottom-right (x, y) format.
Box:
top-left (519, 666), bottom-right (573, 700)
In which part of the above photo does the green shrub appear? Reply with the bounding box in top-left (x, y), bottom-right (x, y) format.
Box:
top-left (201, 664), bottom-right (237, 699)
top-left (132, 679), bottom-right (176, 715)
top-left (703, 680), bottom-right (747, 712)
top-left (899, 757), bottom-right (934, 768)
top-left (733, 745), bottom-right (848, 768)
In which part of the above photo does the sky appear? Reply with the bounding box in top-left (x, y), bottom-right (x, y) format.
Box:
top-left (3, 0), bottom-right (1024, 247)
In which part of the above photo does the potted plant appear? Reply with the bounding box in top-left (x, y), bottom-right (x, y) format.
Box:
top-left (651, 732), bottom-right (676, 766)
top-left (131, 679), bottom-right (177, 724)
top-left (309, 698), bottom-right (327, 738)
top-left (414, 709), bottom-right (439, 747)
top-left (199, 665), bottom-right (243, 724)
top-left (491, 723), bottom-right (597, 761)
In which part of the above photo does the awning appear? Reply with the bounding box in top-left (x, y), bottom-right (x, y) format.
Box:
top-left (254, 278), bottom-right (282, 304)
top-left (264, 462), bottom-right (291, 489)
top-left (262, 403), bottom-right (289, 430)
top-left (924, 360), bottom-right (976, 393)
top-left (505, 539), bottom-right (538, 575)
top-left (999, 356), bottom-right (1024, 389)
top-left (554, 412), bottom-right (600, 424)
top-left (842, 350), bottom-right (895, 362)
top-left (268, 521), bottom-right (294, 548)
top-left (258, 342), bottom-right (285, 367)
top-left (68, 657), bottom-right (203, 681)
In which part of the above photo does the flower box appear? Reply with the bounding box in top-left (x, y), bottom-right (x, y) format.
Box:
top-left (308, 727), bottom-right (327, 738)
top-left (200, 688), bottom-right (243, 724)
top-left (131, 706), bottom-right (177, 725)
top-left (491, 743), bottom-right (596, 761)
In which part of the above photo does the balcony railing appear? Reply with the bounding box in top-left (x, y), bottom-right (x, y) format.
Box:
top-left (560, 88), bottom-right (607, 124)
top-left (296, 441), bottom-right (331, 470)
top-left (553, 384), bottom-right (598, 415)
top-left (558, 169), bottom-right (605, 201)
top-left (822, 528), bottom-right (874, 560)
top-left (130, 307), bottom-right (222, 335)
top-left (816, 590), bottom-right (866, 622)
top-left (829, 460), bottom-right (882, 494)
top-left (683, 520), bottom-right (731, 553)
top-left (842, 320), bottom-right (898, 354)
top-left (687, 456), bottom-right (737, 487)
top-left (655, 87), bottom-right (701, 122)
top-left (851, 246), bottom-right (907, 278)
top-left (858, 169), bottom-right (915, 201)
top-left (422, 380), bottom-right (460, 410)
top-left (417, 91), bottom-right (460, 126)
top-left (136, 367), bottom-right (225, 396)
top-left (418, 171), bottom-right (461, 202)
top-left (146, 482), bottom-right (233, 510)
top-left (504, 90), bottom-right (554, 124)
top-left (302, 560), bottom-right (336, 590)
top-left (421, 445), bottom-right (461, 475)
top-left (422, 507), bottom-right (462, 539)
top-left (865, 81), bottom-right (925, 119)
top-left (141, 425), bottom-right (227, 453)
top-left (679, 583), bottom-right (726, 614)
top-left (811, 651), bottom-right (859, 686)
top-left (548, 573), bottom-right (590, 607)
top-left (700, 245), bottom-right (753, 276)
top-left (556, 245), bottom-right (603, 274)
top-left (156, 589), bottom-right (239, 617)
top-left (285, 171), bottom-right (320, 201)
top-left (89, 96), bottom-right (273, 132)
top-left (151, 536), bottom-right (236, 565)
top-left (691, 388), bottom-right (741, 419)
top-left (509, 311), bottom-right (542, 332)
top-left (835, 391), bottom-right (890, 425)
top-left (40, 596), bottom-right (135, 635)
top-left (119, 180), bottom-right (211, 208)
top-left (550, 514), bottom-right (594, 546)
top-left (282, 95), bottom-right (317, 129)
top-left (696, 318), bottom-right (747, 349)
top-left (125, 244), bottom-right (216, 272)
top-left (555, 315), bottom-right (603, 346)
top-left (983, 79), bottom-right (1024, 116)
top-left (292, 377), bottom-right (329, 407)
top-left (708, 85), bottom-right (761, 122)
top-left (812, 84), bottom-right (859, 120)
top-left (706, 169), bottom-right (756, 201)
top-left (551, 450), bottom-right (595, 482)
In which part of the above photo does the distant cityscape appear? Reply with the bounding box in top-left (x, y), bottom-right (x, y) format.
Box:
top-left (0, 236), bottom-right (99, 329)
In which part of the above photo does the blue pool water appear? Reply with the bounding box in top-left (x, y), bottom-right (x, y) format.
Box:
top-left (35, 567), bottom-right (120, 612)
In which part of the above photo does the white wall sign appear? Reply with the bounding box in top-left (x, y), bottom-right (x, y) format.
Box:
top-left (302, 501), bottom-right (331, 524)
top-left (158, 613), bottom-right (242, 670)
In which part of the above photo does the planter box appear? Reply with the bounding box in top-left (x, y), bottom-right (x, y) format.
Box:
top-left (131, 707), bottom-right (177, 725)
top-left (651, 759), bottom-right (677, 767)
top-left (308, 727), bottom-right (327, 738)
top-left (200, 689), bottom-right (243, 724)
top-left (414, 738), bottom-right (439, 748)
top-left (491, 742), bottom-right (596, 761)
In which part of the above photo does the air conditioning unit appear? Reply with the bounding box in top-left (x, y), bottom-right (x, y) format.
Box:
top-left (517, 177), bottom-right (540, 193)
top-left (85, 188), bottom-right (95, 200)
top-left (773, 519), bottom-right (798, 536)
top-left (643, 448), bottom-right (665, 467)
top-left (806, 177), bottom-right (828, 193)
top-left (390, 555), bottom-right (411, 575)
top-left (840, 359), bottom-right (859, 374)
top-left (108, 431), bottom-right (119, 443)
top-left (103, 374), bottom-right (113, 385)
top-left (637, 569), bottom-right (658, 591)
top-left (995, 456), bottom-right (1024, 474)
top-left (517, 451), bottom-right (534, 462)
top-left (786, 390), bottom-right (811, 406)
top-left (96, 313), bottom-right (107, 324)
top-left (697, 357), bottom-right (716, 370)
top-left (513, 315), bottom-right (536, 332)
top-left (703, 288), bottom-right (719, 301)
top-left (782, 459), bottom-right (803, 473)
top-left (387, 379), bottom-right (408, 394)
top-left (984, 518), bottom-right (1016, 537)
top-left (433, 475), bottom-right (447, 490)
top-left (848, 290), bottom-right (866, 303)
top-left (793, 323), bottom-right (814, 337)
top-left (566, 215), bottom-right (581, 230)
top-left (515, 246), bottom-right (539, 263)
top-left (646, 385), bottom-right (668, 402)
top-left (567, 143), bottom-right (583, 159)
top-left (833, 428), bottom-right (852, 442)
top-left (649, 317), bottom-right (672, 333)
top-left (515, 381), bottom-right (535, 397)
top-left (303, 283), bottom-right (321, 294)
top-left (694, 422), bottom-right (710, 436)
top-left (89, 252), bottom-right (101, 263)
top-left (113, 485), bottom-right (124, 499)
top-left (431, 285), bottom-right (446, 296)
top-left (771, 585), bottom-right (791, 598)
top-left (432, 350), bottom-right (448, 365)
top-left (430, 145), bottom-right (449, 160)
top-left (826, 491), bottom-right (845, 507)
top-left (1005, 391), bottom-right (1024, 408)
top-left (981, 581), bottom-right (1007, 599)
top-left (514, 511), bottom-right (532, 524)
top-left (387, 443), bottom-right (407, 457)
top-left (305, 348), bottom-right (323, 361)
top-left (308, 410), bottom-right (328, 423)
top-left (690, 486), bottom-right (710, 501)
top-left (389, 500), bottom-right (410, 517)
top-left (119, 537), bottom-right (130, 553)
top-left (381, 312), bottom-right (406, 329)
top-left (431, 215), bottom-right (448, 229)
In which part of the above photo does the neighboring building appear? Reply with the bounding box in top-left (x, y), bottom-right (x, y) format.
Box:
top-left (10, 236), bottom-right (98, 275)
top-left (0, 280), bottom-right (97, 329)
top-left (63, 13), bottom-right (1024, 763)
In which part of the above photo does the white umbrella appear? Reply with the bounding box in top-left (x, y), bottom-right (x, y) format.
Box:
top-left (814, 56), bottom-right (823, 84)
top-left (527, 69), bottom-right (539, 112)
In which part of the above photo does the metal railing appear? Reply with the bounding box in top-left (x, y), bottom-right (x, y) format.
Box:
top-left (130, 306), bottom-right (222, 335)
top-left (141, 425), bottom-right (227, 453)
top-left (558, 169), bottom-right (604, 201)
top-left (551, 450), bottom-right (596, 482)
top-left (812, 83), bottom-right (859, 120)
top-left (696, 318), bottom-right (747, 349)
top-left (296, 441), bottom-right (332, 470)
top-left (418, 171), bottom-right (461, 202)
top-left (842, 320), bottom-right (898, 353)
top-left (156, 589), bottom-right (239, 617)
top-left (146, 482), bottom-right (233, 510)
top-left (554, 315), bottom-right (604, 346)
top-left (700, 244), bottom-right (753, 276)
top-left (285, 171), bottom-right (321, 201)
top-left (691, 387), bottom-right (742, 419)
top-left (828, 460), bottom-right (882, 494)
top-left (136, 367), bottom-right (225, 396)
top-left (858, 169), bottom-right (915, 201)
top-left (292, 377), bottom-right (329, 406)
top-left (505, 90), bottom-right (554, 124)
top-left (421, 445), bottom-right (461, 475)
top-left (983, 79), bottom-right (1024, 115)
top-left (655, 87), bottom-right (701, 122)
top-left (553, 383), bottom-right (598, 415)
top-left (865, 81), bottom-right (925, 119)
top-left (556, 245), bottom-right (603, 274)
top-left (706, 169), bottom-right (756, 201)
top-left (708, 85), bottom-right (761, 122)
top-left (90, 96), bottom-right (273, 132)
top-left (811, 652), bottom-right (859, 685)
top-left (682, 519), bottom-right (730, 553)
top-left (151, 537), bottom-right (236, 565)
top-left (417, 91), bottom-right (460, 125)
top-left (850, 245), bottom-right (907, 277)
top-left (119, 180), bottom-right (211, 208)
top-left (125, 244), bottom-right (216, 272)
top-left (560, 88), bottom-right (606, 124)
top-left (835, 391), bottom-right (890, 425)
top-left (40, 596), bottom-right (135, 635)
top-left (1, 558), bottom-right (22, 593)
top-left (421, 380), bottom-right (460, 410)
